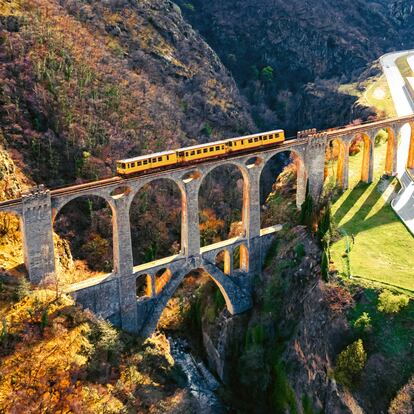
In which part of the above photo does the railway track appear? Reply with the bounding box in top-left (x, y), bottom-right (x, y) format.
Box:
top-left (1, 114), bottom-right (413, 209)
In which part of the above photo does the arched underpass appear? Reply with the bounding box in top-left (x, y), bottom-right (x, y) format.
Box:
top-left (129, 179), bottom-right (182, 266)
top-left (53, 195), bottom-right (113, 285)
top-left (199, 165), bottom-right (245, 247)
top-left (260, 150), bottom-right (306, 229)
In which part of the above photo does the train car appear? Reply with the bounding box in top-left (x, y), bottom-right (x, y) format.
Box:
top-left (177, 140), bottom-right (228, 164)
top-left (227, 129), bottom-right (284, 152)
top-left (116, 128), bottom-right (286, 176)
top-left (116, 150), bottom-right (177, 176)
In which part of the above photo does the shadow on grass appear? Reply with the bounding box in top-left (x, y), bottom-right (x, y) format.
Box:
top-left (334, 181), bottom-right (396, 237)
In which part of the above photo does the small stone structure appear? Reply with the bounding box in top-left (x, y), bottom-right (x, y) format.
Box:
top-left (1, 115), bottom-right (413, 336)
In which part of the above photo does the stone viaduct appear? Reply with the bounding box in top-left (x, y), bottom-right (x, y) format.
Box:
top-left (1, 115), bottom-right (413, 336)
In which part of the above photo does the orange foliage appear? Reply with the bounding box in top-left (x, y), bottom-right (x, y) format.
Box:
top-left (199, 208), bottom-right (225, 246)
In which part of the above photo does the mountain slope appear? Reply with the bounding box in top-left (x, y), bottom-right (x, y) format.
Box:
top-left (177, 0), bottom-right (414, 130)
top-left (0, 0), bottom-right (254, 186)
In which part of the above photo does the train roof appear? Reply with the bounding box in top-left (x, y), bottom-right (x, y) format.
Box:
top-left (118, 150), bottom-right (175, 163)
top-left (179, 139), bottom-right (229, 152)
top-left (116, 128), bottom-right (284, 163)
top-left (179, 129), bottom-right (284, 152)
top-left (227, 129), bottom-right (284, 142)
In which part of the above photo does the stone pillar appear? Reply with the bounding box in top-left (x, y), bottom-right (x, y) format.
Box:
top-left (181, 179), bottom-right (200, 257)
top-left (223, 250), bottom-right (233, 275)
top-left (407, 123), bottom-right (414, 169)
top-left (240, 244), bottom-right (249, 272)
top-left (361, 134), bottom-right (374, 183)
top-left (118, 276), bottom-right (138, 333)
top-left (342, 147), bottom-right (350, 190)
top-left (244, 168), bottom-right (261, 240)
top-left (111, 195), bottom-right (137, 333)
top-left (305, 137), bottom-right (327, 201)
top-left (385, 126), bottom-right (398, 175)
top-left (296, 159), bottom-right (307, 208)
top-left (111, 196), bottom-right (133, 276)
top-left (21, 186), bottom-right (56, 284)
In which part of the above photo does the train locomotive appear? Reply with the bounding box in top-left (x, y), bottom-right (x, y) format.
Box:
top-left (116, 129), bottom-right (285, 176)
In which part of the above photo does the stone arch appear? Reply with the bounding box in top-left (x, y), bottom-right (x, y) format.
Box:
top-left (348, 133), bottom-right (374, 184)
top-left (110, 186), bottom-right (132, 199)
top-left (233, 244), bottom-right (249, 272)
top-left (259, 149), bottom-right (307, 228)
top-left (142, 263), bottom-right (252, 337)
top-left (198, 162), bottom-right (249, 247)
top-left (129, 178), bottom-right (184, 266)
top-left (136, 273), bottom-right (153, 299)
top-left (0, 210), bottom-right (26, 276)
top-left (245, 156), bottom-right (264, 169)
top-left (52, 191), bottom-right (113, 221)
top-left (53, 195), bottom-right (114, 279)
top-left (324, 137), bottom-right (347, 188)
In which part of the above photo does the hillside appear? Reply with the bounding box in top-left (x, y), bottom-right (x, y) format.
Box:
top-left (0, 0), bottom-right (254, 186)
top-left (177, 0), bottom-right (414, 130)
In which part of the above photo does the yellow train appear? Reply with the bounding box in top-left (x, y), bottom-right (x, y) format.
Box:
top-left (116, 129), bottom-right (285, 176)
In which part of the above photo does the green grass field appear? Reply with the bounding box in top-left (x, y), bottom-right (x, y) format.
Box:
top-left (329, 141), bottom-right (414, 294)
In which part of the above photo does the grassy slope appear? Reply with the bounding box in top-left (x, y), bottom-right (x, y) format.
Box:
top-left (339, 68), bottom-right (396, 118)
top-left (330, 141), bottom-right (414, 293)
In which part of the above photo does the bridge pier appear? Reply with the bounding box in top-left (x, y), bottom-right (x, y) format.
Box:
top-left (181, 178), bottom-right (201, 257)
top-left (408, 122), bottom-right (414, 169)
top-left (21, 187), bottom-right (56, 283)
top-left (111, 196), bottom-right (133, 276)
top-left (111, 195), bottom-right (138, 333)
top-left (306, 139), bottom-right (326, 201)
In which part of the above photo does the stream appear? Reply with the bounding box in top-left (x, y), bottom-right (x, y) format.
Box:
top-left (168, 336), bottom-right (227, 413)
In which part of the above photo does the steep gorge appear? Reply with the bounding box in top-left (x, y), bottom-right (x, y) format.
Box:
top-left (177, 0), bottom-right (414, 131)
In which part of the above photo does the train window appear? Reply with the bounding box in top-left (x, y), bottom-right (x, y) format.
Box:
top-left (216, 146), bottom-right (220, 150)
top-left (221, 145), bottom-right (224, 149)
top-left (143, 160), bottom-right (148, 165)
top-left (248, 139), bottom-right (252, 143)
top-left (241, 140), bottom-right (244, 144)
top-left (275, 133), bottom-right (279, 137)
top-left (178, 152), bottom-right (184, 157)
top-left (191, 151), bottom-right (195, 155)
top-left (137, 161), bottom-right (142, 166)
top-left (228, 142), bottom-right (232, 147)
top-left (131, 162), bottom-right (135, 167)
top-left (263, 136), bottom-right (267, 140)
top-left (203, 148), bottom-right (208, 153)
top-left (210, 147), bottom-right (214, 152)
top-left (196, 150), bottom-right (201, 154)
top-left (254, 137), bottom-right (258, 142)
top-left (185, 152), bottom-right (189, 156)
top-left (158, 157), bottom-right (162, 162)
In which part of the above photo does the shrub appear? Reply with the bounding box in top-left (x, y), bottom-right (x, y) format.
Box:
top-left (294, 243), bottom-right (305, 259)
top-left (353, 312), bottom-right (372, 332)
top-left (374, 129), bottom-right (388, 146)
top-left (335, 339), bottom-right (367, 387)
top-left (15, 277), bottom-right (31, 300)
top-left (377, 290), bottom-right (409, 314)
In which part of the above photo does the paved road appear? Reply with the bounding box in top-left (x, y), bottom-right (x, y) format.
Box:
top-left (380, 51), bottom-right (414, 235)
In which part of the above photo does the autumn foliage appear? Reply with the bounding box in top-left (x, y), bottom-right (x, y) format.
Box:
top-left (0, 288), bottom-right (192, 413)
